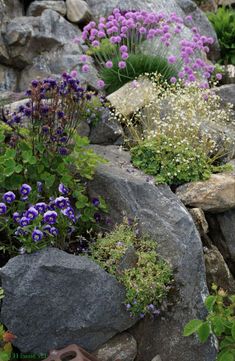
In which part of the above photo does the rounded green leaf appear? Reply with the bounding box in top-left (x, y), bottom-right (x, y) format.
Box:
top-left (198, 322), bottom-right (210, 343)
top-left (183, 320), bottom-right (203, 336)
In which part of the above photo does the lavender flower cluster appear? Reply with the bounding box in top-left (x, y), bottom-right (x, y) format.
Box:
top-left (76, 8), bottom-right (221, 88)
top-left (0, 183), bottom-right (78, 253)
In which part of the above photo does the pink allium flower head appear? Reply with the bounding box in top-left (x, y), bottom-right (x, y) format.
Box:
top-left (92, 40), bottom-right (100, 47)
top-left (170, 77), bottom-right (177, 84)
top-left (110, 36), bottom-right (116, 44)
top-left (216, 73), bottom-right (222, 80)
top-left (80, 55), bottom-right (87, 63)
top-left (168, 55), bottom-right (176, 64)
top-left (70, 70), bottom-right (78, 78)
top-left (98, 23), bottom-right (105, 30)
top-left (188, 74), bottom-right (196, 82)
top-left (139, 27), bottom-right (147, 34)
top-left (185, 15), bottom-right (193, 21)
top-left (121, 52), bottom-right (129, 60)
top-left (178, 71), bottom-right (185, 79)
top-left (90, 29), bottom-right (98, 37)
top-left (105, 60), bottom-right (113, 68)
top-left (98, 30), bottom-right (105, 38)
top-left (121, 26), bottom-right (128, 33)
top-left (99, 17), bottom-right (106, 23)
top-left (163, 24), bottom-right (169, 33)
top-left (120, 45), bottom-right (128, 53)
top-left (82, 64), bottom-right (90, 73)
top-left (73, 36), bottom-right (82, 44)
top-left (97, 79), bottom-right (105, 89)
top-left (89, 21), bottom-right (96, 28)
top-left (118, 61), bottom-right (126, 69)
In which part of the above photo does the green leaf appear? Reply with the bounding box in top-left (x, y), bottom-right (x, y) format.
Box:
top-left (183, 320), bottom-right (203, 336)
top-left (0, 351), bottom-right (11, 361)
top-left (231, 322), bottom-right (235, 340)
top-left (205, 295), bottom-right (216, 312)
top-left (197, 322), bottom-right (210, 343)
top-left (218, 351), bottom-right (234, 361)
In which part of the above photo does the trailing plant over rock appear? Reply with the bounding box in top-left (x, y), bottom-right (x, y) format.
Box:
top-left (90, 222), bottom-right (172, 318)
top-left (184, 284), bottom-right (235, 361)
top-left (76, 8), bottom-right (219, 93)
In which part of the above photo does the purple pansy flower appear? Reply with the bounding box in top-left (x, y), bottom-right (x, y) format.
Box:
top-left (20, 184), bottom-right (32, 197)
top-left (13, 212), bottom-right (21, 223)
top-left (0, 203), bottom-right (7, 215)
top-left (43, 210), bottom-right (57, 224)
top-left (20, 217), bottom-right (30, 227)
top-left (3, 191), bottom-right (16, 203)
top-left (32, 229), bottom-right (43, 242)
top-left (92, 198), bottom-right (100, 207)
top-left (26, 207), bottom-right (38, 220)
top-left (50, 227), bottom-right (59, 236)
top-left (35, 202), bottom-right (47, 214)
top-left (55, 196), bottom-right (68, 209)
top-left (58, 183), bottom-right (69, 195)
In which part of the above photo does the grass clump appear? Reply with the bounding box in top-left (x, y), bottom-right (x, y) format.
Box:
top-left (100, 54), bottom-right (178, 95)
top-left (90, 222), bottom-right (172, 317)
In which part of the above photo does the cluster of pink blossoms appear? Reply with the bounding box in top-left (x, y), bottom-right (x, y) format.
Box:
top-left (75, 8), bottom-right (220, 89)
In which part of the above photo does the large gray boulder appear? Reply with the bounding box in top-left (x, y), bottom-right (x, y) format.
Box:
top-left (88, 145), bottom-right (217, 361)
top-left (1, 9), bottom-right (80, 69)
top-left (18, 42), bottom-right (99, 90)
top-left (85, 0), bottom-right (219, 60)
top-left (27, 1), bottom-right (67, 17)
top-left (0, 0), bottom-right (23, 23)
top-left (207, 209), bottom-right (235, 276)
top-left (0, 64), bottom-right (18, 92)
top-left (0, 248), bottom-right (136, 353)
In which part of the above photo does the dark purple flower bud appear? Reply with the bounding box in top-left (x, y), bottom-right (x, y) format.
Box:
top-left (26, 207), bottom-right (38, 220)
top-left (37, 181), bottom-right (43, 193)
top-left (50, 227), bottom-right (59, 236)
top-left (92, 198), bottom-right (100, 207)
top-left (42, 125), bottom-right (50, 134)
top-left (32, 229), bottom-right (43, 242)
top-left (58, 147), bottom-right (69, 156)
top-left (59, 136), bottom-right (68, 143)
top-left (58, 183), bottom-right (69, 195)
top-left (24, 108), bottom-right (32, 116)
top-left (94, 212), bottom-right (101, 222)
top-left (3, 191), bottom-right (16, 203)
top-left (20, 184), bottom-right (32, 197)
top-left (18, 105), bottom-right (25, 112)
top-left (25, 90), bottom-right (32, 96)
top-left (12, 115), bottom-right (21, 124)
top-left (57, 111), bottom-right (64, 119)
top-left (56, 127), bottom-right (63, 135)
top-left (41, 105), bottom-right (49, 114)
top-left (13, 212), bottom-right (21, 223)
top-left (31, 80), bottom-right (39, 88)
top-left (35, 202), bottom-right (47, 213)
top-left (43, 210), bottom-right (57, 224)
top-left (55, 196), bottom-right (68, 209)
top-left (0, 203), bottom-right (7, 215)
top-left (20, 217), bottom-right (30, 227)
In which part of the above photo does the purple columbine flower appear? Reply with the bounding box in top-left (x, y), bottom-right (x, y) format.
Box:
top-left (20, 184), bottom-right (32, 197)
top-left (20, 217), bottom-right (30, 227)
top-left (31, 80), bottom-right (39, 88)
top-left (35, 202), bottom-right (47, 214)
top-left (55, 196), bottom-right (68, 209)
top-left (92, 198), bottom-right (100, 207)
top-left (26, 207), bottom-right (38, 220)
top-left (57, 111), bottom-right (65, 119)
top-left (58, 147), bottom-right (69, 156)
top-left (43, 210), bottom-right (57, 224)
top-left (13, 212), bottom-right (21, 223)
top-left (32, 229), bottom-right (43, 242)
top-left (50, 227), bottom-right (59, 237)
top-left (0, 203), bottom-right (7, 215)
top-left (3, 191), bottom-right (16, 203)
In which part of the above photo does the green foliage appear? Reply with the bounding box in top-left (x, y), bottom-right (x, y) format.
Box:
top-left (90, 223), bottom-right (172, 317)
top-left (0, 289), bottom-right (13, 361)
top-left (130, 135), bottom-right (226, 185)
top-left (207, 7), bottom-right (235, 65)
top-left (184, 285), bottom-right (235, 361)
top-left (100, 53), bottom-right (178, 94)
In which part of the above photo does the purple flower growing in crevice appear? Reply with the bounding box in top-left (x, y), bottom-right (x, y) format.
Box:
top-left (35, 202), bottom-right (47, 214)
top-left (20, 217), bottom-right (30, 227)
top-left (26, 207), bottom-right (38, 220)
top-left (3, 191), bottom-right (16, 204)
top-left (55, 196), bottom-right (68, 210)
top-left (50, 227), bottom-right (59, 237)
top-left (0, 203), bottom-right (7, 215)
top-left (92, 198), bottom-right (100, 207)
top-left (32, 229), bottom-right (43, 242)
top-left (62, 207), bottom-right (76, 222)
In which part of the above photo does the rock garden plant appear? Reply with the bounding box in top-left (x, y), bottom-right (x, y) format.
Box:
top-left (77, 8), bottom-right (218, 93)
top-left (184, 285), bottom-right (235, 361)
top-left (120, 75), bottom-right (234, 185)
top-left (90, 222), bottom-right (172, 318)
top-left (0, 288), bottom-right (15, 361)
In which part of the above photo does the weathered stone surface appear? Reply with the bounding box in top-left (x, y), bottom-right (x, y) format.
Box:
top-left (214, 84), bottom-right (235, 110)
top-left (176, 172), bottom-right (235, 213)
top-left (3, 98), bottom-right (30, 114)
top-left (0, 64), bottom-right (18, 92)
top-left (0, 248), bottom-right (137, 353)
top-left (1, 10), bottom-right (79, 69)
top-left (77, 120), bottom-right (90, 138)
top-left (19, 43), bottom-right (99, 91)
top-left (85, 0), bottom-right (219, 61)
top-left (89, 145), bottom-right (217, 361)
top-left (0, 0), bottom-right (23, 22)
top-left (93, 333), bottom-right (137, 361)
top-left (27, 1), bottom-right (67, 17)
top-left (189, 208), bottom-right (209, 235)
top-left (89, 110), bottom-right (124, 145)
top-left (222, 65), bottom-right (235, 85)
top-left (116, 246), bottom-right (138, 275)
top-left (107, 78), bottom-right (155, 117)
top-left (204, 245), bottom-right (235, 293)
top-left (151, 356), bottom-right (162, 361)
top-left (207, 209), bottom-right (235, 276)
top-left (66, 0), bottom-right (92, 24)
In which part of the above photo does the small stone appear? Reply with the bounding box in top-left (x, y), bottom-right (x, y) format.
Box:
top-left (189, 208), bottom-right (209, 235)
top-left (176, 173), bottom-right (235, 213)
top-left (93, 333), bottom-right (137, 361)
top-left (151, 356), bottom-right (162, 361)
top-left (66, 0), bottom-right (92, 24)
top-left (89, 110), bottom-right (123, 145)
top-left (106, 77), bottom-right (155, 117)
top-left (27, 1), bottom-right (67, 17)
